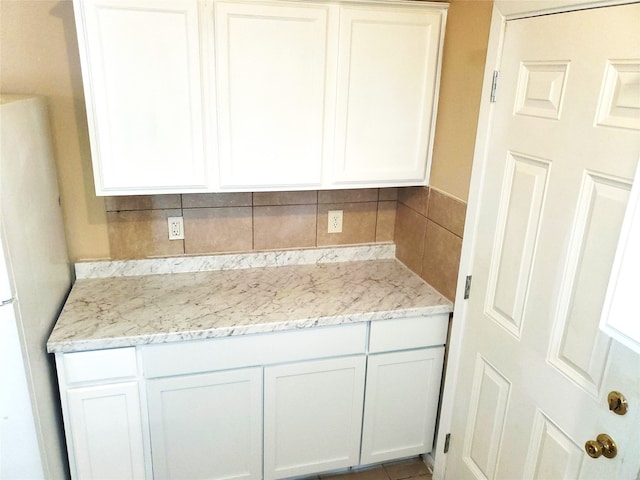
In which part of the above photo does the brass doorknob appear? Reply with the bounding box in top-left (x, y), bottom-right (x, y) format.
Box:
top-left (585, 434), bottom-right (617, 459)
top-left (607, 391), bottom-right (628, 415)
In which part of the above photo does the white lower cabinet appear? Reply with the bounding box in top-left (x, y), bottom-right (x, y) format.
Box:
top-left (263, 356), bottom-right (366, 480)
top-left (66, 382), bottom-right (146, 480)
top-left (55, 317), bottom-right (448, 479)
top-left (360, 347), bottom-right (445, 464)
top-left (146, 368), bottom-right (262, 480)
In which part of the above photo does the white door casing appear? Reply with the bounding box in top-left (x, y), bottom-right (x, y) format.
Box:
top-left (437, 2), bottom-right (640, 479)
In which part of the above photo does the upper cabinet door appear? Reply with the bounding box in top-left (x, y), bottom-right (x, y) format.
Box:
top-left (214, 1), bottom-right (332, 189)
top-left (332, 6), bottom-right (444, 186)
top-left (75, 0), bottom-right (208, 194)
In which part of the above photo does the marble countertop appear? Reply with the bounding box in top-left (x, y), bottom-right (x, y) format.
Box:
top-left (48, 255), bottom-right (452, 353)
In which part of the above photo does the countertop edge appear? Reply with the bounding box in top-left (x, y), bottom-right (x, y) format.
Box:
top-left (47, 304), bottom-right (452, 354)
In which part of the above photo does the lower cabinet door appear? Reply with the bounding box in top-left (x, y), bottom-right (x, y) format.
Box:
top-left (146, 368), bottom-right (262, 480)
top-left (360, 347), bottom-right (445, 464)
top-left (263, 356), bottom-right (366, 480)
top-left (66, 382), bottom-right (146, 480)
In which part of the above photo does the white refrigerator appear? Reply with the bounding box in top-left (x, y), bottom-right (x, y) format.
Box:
top-left (0, 95), bottom-right (72, 479)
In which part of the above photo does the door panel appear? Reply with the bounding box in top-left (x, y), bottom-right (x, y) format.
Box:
top-left (214, 1), bottom-right (330, 188)
top-left (146, 368), bottom-right (262, 480)
top-left (77, 0), bottom-right (207, 192)
top-left (447, 4), bottom-right (640, 479)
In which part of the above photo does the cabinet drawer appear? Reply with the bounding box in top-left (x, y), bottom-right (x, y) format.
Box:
top-left (62, 347), bottom-right (138, 384)
top-left (143, 323), bottom-right (367, 378)
top-left (368, 314), bottom-right (449, 353)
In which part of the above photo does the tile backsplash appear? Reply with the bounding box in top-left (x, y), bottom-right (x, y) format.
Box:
top-left (106, 188), bottom-right (397, 260)
top-left (395, 187), bottom-right (466, 301)
top-left (105, 186), bottom-right (465, 301)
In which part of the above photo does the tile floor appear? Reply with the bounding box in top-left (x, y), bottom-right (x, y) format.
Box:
top-left (304, 457), bottom-right (432, 480)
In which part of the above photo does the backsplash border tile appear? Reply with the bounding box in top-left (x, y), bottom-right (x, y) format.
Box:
top-left (75, 243), bottom-right (396, 279)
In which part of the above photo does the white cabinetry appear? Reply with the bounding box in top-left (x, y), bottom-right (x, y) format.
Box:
top-left (55, 316), bottom-right (448, 479)
top-left (55, 348), bottom-right (146, 480)
top-left (146, 368), bottom-right (262, 480)
top-left (361, 348), bottom-right (445, 464)
top-left (264, 356), bottom-right (366, 480)
top-left (73, 0), bottom-right (208, 194)
top-left (214, 1), bottom-right (333, 189)
top-left (73, 0), bottom-right (446, 195)
top-left (361, 315), bottom-right (448, 463)
top-left (333, 5), bottom-right (444, 186)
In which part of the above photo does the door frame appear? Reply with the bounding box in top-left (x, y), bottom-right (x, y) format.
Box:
top-left (433, 1), bottom-right (638, 478)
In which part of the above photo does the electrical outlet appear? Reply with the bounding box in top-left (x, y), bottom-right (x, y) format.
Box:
top-left (168, 216), bottom-right (184, 240)
top-left (327, 210), bottom-right (343, 233)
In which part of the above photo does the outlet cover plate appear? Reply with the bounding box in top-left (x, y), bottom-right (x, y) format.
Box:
top-left (168, 216), bottom-right (184, 240)
top-left (328, 210), bottom-right (343, 233)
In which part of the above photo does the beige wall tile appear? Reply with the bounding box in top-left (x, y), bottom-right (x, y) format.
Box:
top-left (378, 187), bottom-right (399, 201)
top-left (107, 209), bottom-right (184, 259)
top-left (421, 220), bottom-right (462, 301)
top-left (183, 207), bottom-right (252, 254)
top-left (253, 191), bottom-right (317, 206)
top-left (182, 192), bottom-right (252, 208)
top-left (427, 189), bottom-right (467, 237)
top-left (394, 203), bottom-right (427, 275)
top-left (397, 187), bottom-right (430, 216)
top-left (105, 195), bottom-right (181, 212)
top-left (376, 201), bottom-right (397, 242)
top-left (254, 204), bottom-right (317, 250)
top-left (318, 188), bottom-right (378, 204)
top-left (317, 202), bottom-right (377, 246)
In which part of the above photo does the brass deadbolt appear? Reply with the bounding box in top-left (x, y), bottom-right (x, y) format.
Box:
top-left (585, 434), bottom-right (617, 459)
top-left (607, 391), bottom-right (628, 415)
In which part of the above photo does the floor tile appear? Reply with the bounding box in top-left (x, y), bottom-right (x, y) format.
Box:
top-left (383, 458), bottom-right (429, 480)
top-left (321, 465), bottom-right (390, 480)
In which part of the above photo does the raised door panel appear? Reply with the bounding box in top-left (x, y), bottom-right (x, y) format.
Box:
top-left (263, 356), bottom-right (366, 480)
top-left (360, 347), bottom-right (445, 464)
top-left (214, 1), bottom-right (331, 189)
top-left (66, 382), bottom-right (145, 480)
top-left (332, 6), bottom-right (443, 185)
top-left (146, 368), bottom-right (262, 480)
top-left (75, 0), bottom-right (207, 194)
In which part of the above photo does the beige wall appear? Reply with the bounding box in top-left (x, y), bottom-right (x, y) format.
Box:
top-left (1, 0), bottom-right (110, 262)
top-left (1, 0), bottom-right (492, 261)
top-left (430, 0), bottom-right (493, 201)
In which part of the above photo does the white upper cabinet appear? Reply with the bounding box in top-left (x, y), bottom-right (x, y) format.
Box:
top-left (74, 0), bottom-right (446, 195)
top-left (332, 5), bottom-right (444, 186)
top-left (214, 1), bottom-right (333, 190)
top-left (74, 0), bottom-right (208, 195)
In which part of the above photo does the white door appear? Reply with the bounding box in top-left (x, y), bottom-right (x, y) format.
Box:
top-left (66, 382), bottom-right (146, 480)
top-left (446, 4), bottom-right (640, 479)
top-left (361, 347), bottom-right (444, 465)
top-left (332, 5), bottom-right (443, 186)
top-left (75, 0), bottom-right (207, 194)
top-left (146, 368), bottom-right (262, 480)
top-left (263, 356), bottom-right (366, 480)
top-left (214, 0), bottom-right (331, 189)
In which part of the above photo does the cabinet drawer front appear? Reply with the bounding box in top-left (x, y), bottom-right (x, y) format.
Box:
top-left (143, 323), bottom-right (367, 378)
top-left (369, 314), bottom-right (449, 353)
top-left (63, 347), bottom-right (138, 384)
